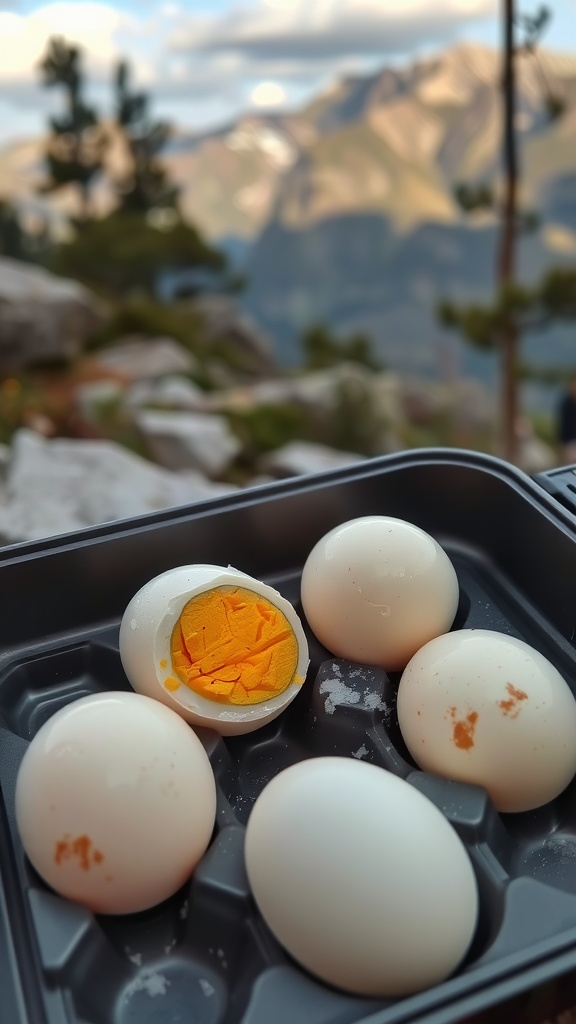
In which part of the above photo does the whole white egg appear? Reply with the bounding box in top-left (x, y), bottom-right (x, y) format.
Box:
top-left (15, 692), bottom-right (217, 914)
top-left (301, 516), bottom-right (459, 670)
top-left (119, 564), bottom-right (309, 736)
top-left (397, 629), bottom-right (576, 813)
top-left (244, 757), bottom-right (478, 997)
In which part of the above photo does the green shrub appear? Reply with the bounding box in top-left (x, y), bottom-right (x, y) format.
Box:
top-left (49, 210), bottom-right (225, 298)
top-left (226, 403), bottom-right (312, 462)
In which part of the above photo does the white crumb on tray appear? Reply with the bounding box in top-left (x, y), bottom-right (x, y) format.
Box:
top-left (363, 689), bottom-right (387, 712)
top-left (126, 970), bottom-right (171, 998)
top-left (352, 744), bottom-right (369, 760)
top-left (319, 677), bottom-right (360, 714)
top-left (349, 667), bottom-right (374, 679)
top-left (199, 979), bottom-right (215, 997)
top-left (548, 837), bottom-right (576, 865)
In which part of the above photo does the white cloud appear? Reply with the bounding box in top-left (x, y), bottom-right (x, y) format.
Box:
top-left (0, 4), bottom-right (128, 82)
top-left (174, 0), bottom-right (497, 61)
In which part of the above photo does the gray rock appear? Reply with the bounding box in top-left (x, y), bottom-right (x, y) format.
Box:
top-left (135, 410), bottom-right (241, 476)
top-left (192, 294), bottom-right (275, 376)
top-left (206, 364), bottom-right (402, 417)
top-left (399, 376), bottom-right (496, 430)
top-left (125, 375), bottom-right (206, 412)
top-left (0, 257), bottom-right (104, 371)
top-left (261, 441), bottom-right (364, 479)
top-left (0, 429), bottom-right (234, 544)
top-left (92, 337), bottom-right (197, 381)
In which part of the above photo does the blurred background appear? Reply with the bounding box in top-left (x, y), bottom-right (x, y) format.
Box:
top-left (0, 0), bottom-right (575, 542)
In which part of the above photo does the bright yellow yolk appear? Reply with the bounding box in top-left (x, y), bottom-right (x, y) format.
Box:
top-left (169, 586), bottom-right (300, 705)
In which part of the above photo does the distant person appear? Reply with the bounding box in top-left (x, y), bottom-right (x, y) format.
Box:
top-left (557, 376), bottom-right (576, 465)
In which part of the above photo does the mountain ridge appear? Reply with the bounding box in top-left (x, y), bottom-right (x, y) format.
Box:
top-left (3, 41), bottom-right (576, 243)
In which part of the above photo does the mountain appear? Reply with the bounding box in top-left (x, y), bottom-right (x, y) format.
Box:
top-left (2, 42), bottom-right (576, 388)
top-left (0, 112), bottom-right (312, 244)
top-left (239, 43), bottom-right (576, 386)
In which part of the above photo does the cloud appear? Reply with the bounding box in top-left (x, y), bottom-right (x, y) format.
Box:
top-left (174, 0), bottom-right (497, 62)
top-left (0, 3), bottom-right (130, 87)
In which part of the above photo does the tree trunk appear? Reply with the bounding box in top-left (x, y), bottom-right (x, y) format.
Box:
top-left (498, 0), bottom-right (519, 463)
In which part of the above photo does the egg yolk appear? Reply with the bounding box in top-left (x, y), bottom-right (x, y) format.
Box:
top-left (169, 586), bottom-right (300, 705)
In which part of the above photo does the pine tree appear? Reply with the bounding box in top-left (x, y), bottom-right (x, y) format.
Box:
top-left (38, 37), bottom-right (107, 221)
top-left (113, 60), bottom-right (179, 215)
top-left (438, 4), bottom-right (575, 463)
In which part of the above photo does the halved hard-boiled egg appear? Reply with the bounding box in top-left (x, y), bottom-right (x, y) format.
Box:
top-left (119, 564), bottom-right (309, 735)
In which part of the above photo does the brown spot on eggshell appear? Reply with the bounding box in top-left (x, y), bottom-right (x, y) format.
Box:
top-left (498, 682), bottom-right (528, 718)
top-left (447, 706), bottom-right (478, 751)
top-left (54, 834), bottom-right (105, 870)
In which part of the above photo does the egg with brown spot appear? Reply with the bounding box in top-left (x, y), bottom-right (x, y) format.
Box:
top-left (397, 629), bottom-right (576, 813)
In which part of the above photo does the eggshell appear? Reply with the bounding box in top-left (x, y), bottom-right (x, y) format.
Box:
top-left (15, 692), bottom-right (217, 914)
top-left (301, 516), bottom-right (459, 670)
top-left (244, 757), bottom-right (478, 997)
top-left (397, 629), bottom-right (576, 812)
top-left (119, 564), bottom-right (309, 735)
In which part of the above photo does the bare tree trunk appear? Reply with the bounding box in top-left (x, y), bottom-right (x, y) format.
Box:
top-left (498, 0), bottom-right (519, 463)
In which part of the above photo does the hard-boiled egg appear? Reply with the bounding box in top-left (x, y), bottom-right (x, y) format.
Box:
top-left (397, 629), bottom-right (576, 812)
top-left (15, 692), bottom-right (217, 914)
top-left (301, 516), bottom-right (459, 671)
top-left (244, 757), bottom-right (478, 997)
top-left (119, 564), bottom-right (309, 735)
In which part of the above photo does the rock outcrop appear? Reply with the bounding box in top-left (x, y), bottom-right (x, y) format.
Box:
top-left (0, 429), bottom-right (234, 544)
top-left (90, 336), bottom-right (198, 381)
top-left (0, 257), bottom-right (104, 371)
top-left (261, 441), bottom-right (364, 478)
top-left (135, 410), bottom-right (241, 476)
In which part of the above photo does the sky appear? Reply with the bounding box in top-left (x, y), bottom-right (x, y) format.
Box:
top-left (0, 0), bottom-right (574, 146)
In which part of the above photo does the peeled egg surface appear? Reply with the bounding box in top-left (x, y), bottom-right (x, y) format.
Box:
top-left (397, 629), bottom-right (576, 813)
top-left (244, 757), bottom-right (478, 998)
top-left (301, 516), bottom-right (459, 670)
top-left (15, 692), bottom-right (217, 915)
top-left (119, 564), bottom-right (309, 736)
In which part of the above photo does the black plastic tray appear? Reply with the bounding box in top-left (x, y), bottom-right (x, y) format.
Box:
top-left (3, 448), bottom-right (576, 1024)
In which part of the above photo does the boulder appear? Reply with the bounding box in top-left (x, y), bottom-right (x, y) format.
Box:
top-left (0, 257), bottom-right (104, 371)
top-left (125, 375), bottom-right (206, 412)
top-left (0, 429), bottom-right (234, 544)
top-left (261, 441), bottom-right (364, 479)
top-left (91, 337), bottom-right (197, 381)
top-left (399, 376), bottom-right (496, 431)
top-left (135, 410), bottom-right (241, 476)
top-left (192, 294), bottom-right (275, 377)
